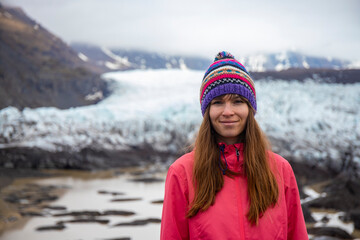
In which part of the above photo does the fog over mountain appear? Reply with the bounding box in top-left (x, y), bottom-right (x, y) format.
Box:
top-left (4, 0), bottom-right (360, 61)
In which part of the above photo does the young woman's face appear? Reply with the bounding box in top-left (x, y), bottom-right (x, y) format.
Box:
top-left (209, 94), bottom-right (249, 145)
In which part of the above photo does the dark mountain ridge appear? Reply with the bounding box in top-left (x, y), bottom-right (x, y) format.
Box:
top-left (0, 5), bottom-right (108, 110)
top-left (251, 68), bottom-right (360, 84)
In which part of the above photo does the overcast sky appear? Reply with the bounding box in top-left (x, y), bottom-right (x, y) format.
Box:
top-left (3, 0), bottom-right (360, 60)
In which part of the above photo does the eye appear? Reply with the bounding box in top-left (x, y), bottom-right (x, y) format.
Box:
top-left (234, 99), bottom-right (244, 104)
top-left (211, 99), bottom-right (223, 105)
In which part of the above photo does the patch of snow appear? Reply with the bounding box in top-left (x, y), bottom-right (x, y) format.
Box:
top-left (165, 63), bottom-right (172, 69)
top-left (347, 60), bottom-right (360, 69)
top-left (312, 211), bottom-right (354, 235)
top-left (85, 91), bottom-right (103, 101)
top-left (302, 60), bottom-right (310, 69)
top-left (275, 51), bottom-right (288, 62)
top-left (274, 51), bottom-right (292, 71)
top-left (247, 54), bottom-right (267, 72)
top-left (78, 52), bottom-right (88, 62)
top-left (105, 61), bottom-right (122, 70)
top-left (301, 187), bottom-right (327, 204)
top-left (101, 47), bottom-right (131, 67)
top-left (179, 58), bottom-right (187, 70)
top-left (275, 63), bottom-right (287, 71)
top-left (33, 24), bottom-right (39, 30)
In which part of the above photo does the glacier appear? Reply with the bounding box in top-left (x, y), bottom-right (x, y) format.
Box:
top-left (0, 69), bottom-right (359, 168)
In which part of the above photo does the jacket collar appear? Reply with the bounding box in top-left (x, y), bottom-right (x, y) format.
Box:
top-left (218, 142), bottom-right (244, 153)
top-left (218, 142), bottom-right (244, 173)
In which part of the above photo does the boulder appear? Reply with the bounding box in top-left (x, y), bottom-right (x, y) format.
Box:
top-left (307, 227), bottom-right (353, 239)
top-left (349, 209), bottom-right (360, 230)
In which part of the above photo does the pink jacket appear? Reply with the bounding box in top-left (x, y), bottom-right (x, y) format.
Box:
top-left (160, 143), bottom-right (308, 240)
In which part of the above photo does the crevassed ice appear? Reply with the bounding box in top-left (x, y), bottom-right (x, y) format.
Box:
top-left (0, 69), bottom-right (359, 166)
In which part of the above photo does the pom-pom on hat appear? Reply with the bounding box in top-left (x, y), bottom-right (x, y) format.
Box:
top-left (200, 51), bottom-right (256, 116)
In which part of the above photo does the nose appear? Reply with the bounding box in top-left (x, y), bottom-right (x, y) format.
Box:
top-left (222, 102), bottom-right (234, 116)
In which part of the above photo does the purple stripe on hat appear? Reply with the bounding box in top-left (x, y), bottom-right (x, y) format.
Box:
top-left (201, 83), bottom-right (257, 116)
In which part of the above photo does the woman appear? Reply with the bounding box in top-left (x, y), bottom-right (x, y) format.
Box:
top-left (160, 51), bottom-right (308, 240)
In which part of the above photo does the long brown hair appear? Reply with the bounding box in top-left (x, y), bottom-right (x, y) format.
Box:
top-left (187, 96), bottom-right (279, 225)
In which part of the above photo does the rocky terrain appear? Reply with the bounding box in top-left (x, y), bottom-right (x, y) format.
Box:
top-left (0, 145), bottom-right (177, 170)
top-left (0, 5), bottom-right (109, 110)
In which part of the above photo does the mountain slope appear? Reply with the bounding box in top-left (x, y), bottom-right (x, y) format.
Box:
top-left (240, 51), bottom-right (355, 72)
top-left (71, 43), bottom-right (212, 73)
top-left (0, 5), bottom-right (108, 110)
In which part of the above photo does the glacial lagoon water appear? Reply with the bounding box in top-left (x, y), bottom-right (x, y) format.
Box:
top-left (1, 168), bottom-right (166, 240)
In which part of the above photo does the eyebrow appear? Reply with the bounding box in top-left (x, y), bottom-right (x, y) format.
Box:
top-left (214, 94), bottom-right (241, 101)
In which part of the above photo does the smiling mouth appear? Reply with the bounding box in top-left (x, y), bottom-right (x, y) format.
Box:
top-left (220, 121), bottom-right (238, 123)
top-left (220, 121), bottom-right (238, 125)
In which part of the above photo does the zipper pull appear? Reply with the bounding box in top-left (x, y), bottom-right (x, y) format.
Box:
top-left (235, 146), bottom-right (239, 162)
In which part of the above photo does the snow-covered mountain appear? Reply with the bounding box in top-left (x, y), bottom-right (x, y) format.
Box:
top-left (1, 69), bottom-right (359, 170)
top-left (71, 43), bottom-right (212, 73)
top-left (239, 51), bottom-right (358, 72)
top-left (71, 43), bottom-right (359, 73)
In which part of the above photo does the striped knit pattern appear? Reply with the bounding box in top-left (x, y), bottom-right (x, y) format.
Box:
top-left (200, 51), bottom-right (256, 115)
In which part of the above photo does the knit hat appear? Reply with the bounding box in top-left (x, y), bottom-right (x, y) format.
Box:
top-left (200, 51), bottom-right (256, 116)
